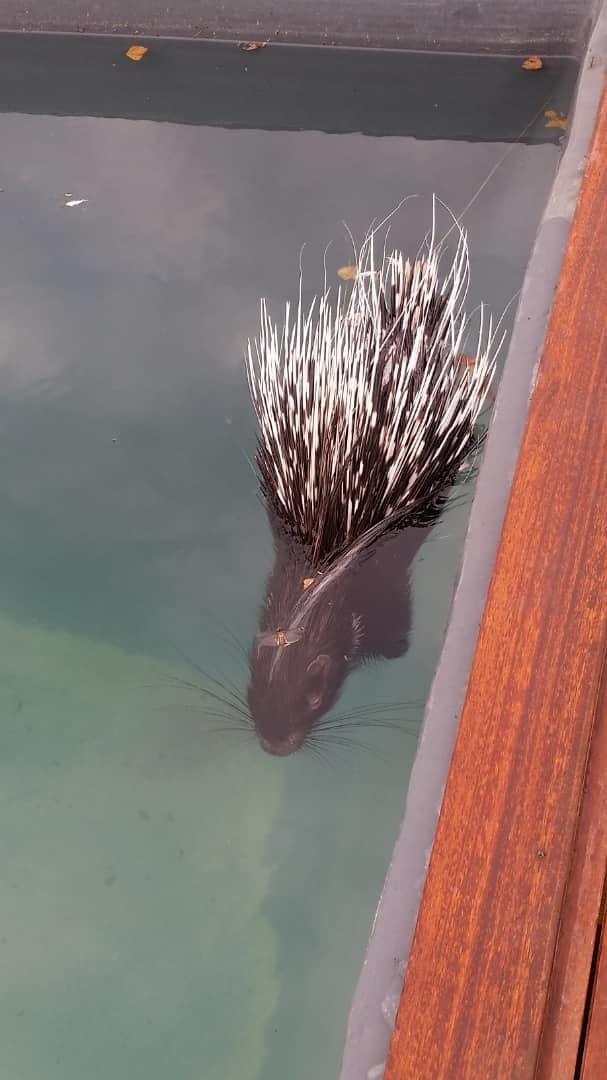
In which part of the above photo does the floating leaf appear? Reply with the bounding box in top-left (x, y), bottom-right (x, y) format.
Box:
top-left (303, 578), bottom-right (315, 591)
top-left (126, 44), bottom-right (148, 61)
top-left (458, 354), bottom-right (478, 367)
top-left (240, 41), bottom-right (267, 52)
top-left (257, 628), bottom-right (303, 648)
top-left (337, 265), bottom-right (358, 281)
top-left (521, 55), bottom-right (544, 71)
top-left (544, 109), bottom-right (567, 130)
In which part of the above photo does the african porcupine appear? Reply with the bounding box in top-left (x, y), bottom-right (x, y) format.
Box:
top-left (245, 204), bottom-right (499, 756)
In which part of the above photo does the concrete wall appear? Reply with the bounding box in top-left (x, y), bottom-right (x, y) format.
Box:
top-left (0, 0), bottom-right (601, 55)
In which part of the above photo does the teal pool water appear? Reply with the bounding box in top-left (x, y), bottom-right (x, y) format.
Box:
top-left (0, 37), bottom-right (574, 1080)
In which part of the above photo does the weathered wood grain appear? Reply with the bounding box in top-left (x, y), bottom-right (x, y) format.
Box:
top-left (580, 910), bottom-right (607, 1078)
top-left (385, 76), bottom-right (607, 1079)
top-left (535, 663), bottom-right (607, 1078)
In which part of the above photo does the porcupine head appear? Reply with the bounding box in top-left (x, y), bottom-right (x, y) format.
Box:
top-left (246, 518), bottom-right (359, 756)
top-left (246, 510), bottom-right (427, 756)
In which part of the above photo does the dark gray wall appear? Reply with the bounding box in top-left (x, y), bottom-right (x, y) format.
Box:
top-left (0, 0), bottom-right (600, 54)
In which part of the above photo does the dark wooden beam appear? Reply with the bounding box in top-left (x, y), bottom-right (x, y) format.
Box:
top-left (580, 890), bottom-right (607, 1077)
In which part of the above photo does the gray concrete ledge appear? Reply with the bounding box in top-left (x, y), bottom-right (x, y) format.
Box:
top-left (339, 2), bottom-right (607, 1078)
top-left (0, 0), bottom-right (601, 55)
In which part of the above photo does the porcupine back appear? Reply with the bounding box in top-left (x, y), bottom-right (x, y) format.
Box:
top-left (246, 215), bottom-right (497, 571)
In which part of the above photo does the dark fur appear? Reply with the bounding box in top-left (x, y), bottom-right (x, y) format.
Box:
top-left (247, 512), bottom-right (428, 756)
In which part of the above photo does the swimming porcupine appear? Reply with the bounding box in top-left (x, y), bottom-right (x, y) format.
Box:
top-left (245, 205), bottom-right (500, 756)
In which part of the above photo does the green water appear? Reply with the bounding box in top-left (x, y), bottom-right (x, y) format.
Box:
top-left (0, 39), bottom-right (570, 1080)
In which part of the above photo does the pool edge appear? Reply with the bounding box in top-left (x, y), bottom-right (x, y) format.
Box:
top-left (0, 0), bottom-right (600, 56)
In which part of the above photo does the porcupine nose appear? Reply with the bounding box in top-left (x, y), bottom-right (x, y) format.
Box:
top-left (259, 730), bottom-right (307, 756)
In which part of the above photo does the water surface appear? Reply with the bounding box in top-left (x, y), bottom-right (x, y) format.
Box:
top-left (0, 37), bottom-right (576, 1080)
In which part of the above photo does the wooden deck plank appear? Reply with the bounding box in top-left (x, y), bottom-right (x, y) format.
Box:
top-left (384, 76), bottom-right (607, 1080)
top-left (580, 914), bottom-right (607, 1079)
top-left (535, 662), bottom-right (607, 1078)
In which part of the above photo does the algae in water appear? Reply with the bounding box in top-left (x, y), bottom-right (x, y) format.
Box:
top-left (0, 616), bottom-right (281, 1080)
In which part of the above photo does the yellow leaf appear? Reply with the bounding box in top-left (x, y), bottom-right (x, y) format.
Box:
top-left (240, 41), bottom-right (267, 51)
top-left (302, 578), bottom-right (315, 591)
top-left (544, 109), bottom-right (567, 130)
top-left (337, 265), bottom-right (358, 281)
top-left (521, 55), bottom-right (544, 71)
top-left (126, 45), bottom-right (148, 61)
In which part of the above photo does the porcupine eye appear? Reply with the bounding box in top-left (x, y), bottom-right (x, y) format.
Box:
top-left (305, 654), bottom-right (332, 711)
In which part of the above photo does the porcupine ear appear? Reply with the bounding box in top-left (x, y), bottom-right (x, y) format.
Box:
top-left (305, 654), bottom-right (332, 710)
